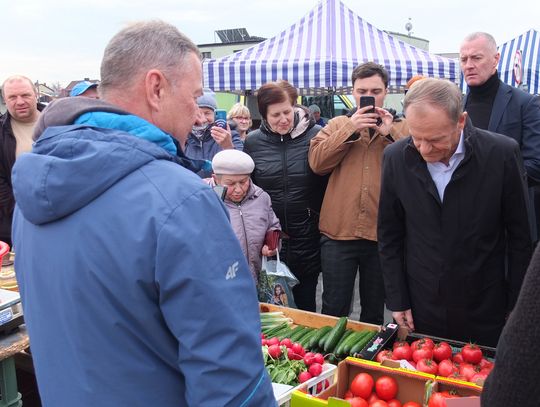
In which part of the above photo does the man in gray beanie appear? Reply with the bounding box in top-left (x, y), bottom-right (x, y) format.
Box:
top-left (184, 90), bottom-right (243, 178)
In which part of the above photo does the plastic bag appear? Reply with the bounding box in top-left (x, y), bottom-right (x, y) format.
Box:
top-left (257, 251), bottom-right (298, 308)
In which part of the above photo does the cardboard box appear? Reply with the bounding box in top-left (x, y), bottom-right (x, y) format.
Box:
top-left (291, 357), bottom-right (434, 406)
top-left (260, 303), bottom-right (380, 333)
top-left (290, 358), bottom-right (482, 407)
top-left (402, 332), bottom-right (496, 359)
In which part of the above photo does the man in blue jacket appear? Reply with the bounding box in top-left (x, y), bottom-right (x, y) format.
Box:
top-left (12, 21), bottom-right (276, 407)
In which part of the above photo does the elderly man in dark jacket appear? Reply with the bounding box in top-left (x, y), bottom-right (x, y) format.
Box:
top-left (378, 78), bottom-right (532, 347)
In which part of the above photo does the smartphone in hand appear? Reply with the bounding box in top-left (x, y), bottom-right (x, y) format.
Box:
top-left (359, 96), bottom-right (382, 126)
top-left (214, 109), bottom-right (227, 129)
top-left (213, 185), bottom-right (227, 201)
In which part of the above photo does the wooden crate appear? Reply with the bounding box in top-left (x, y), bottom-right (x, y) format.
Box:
top-left (260, 303), bottom-right (380, 333)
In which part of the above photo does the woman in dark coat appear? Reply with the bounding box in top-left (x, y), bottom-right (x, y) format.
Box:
top-left (243, 80), bottom-right (327, 311)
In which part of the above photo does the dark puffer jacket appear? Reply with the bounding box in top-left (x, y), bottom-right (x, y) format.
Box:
top-left (0, 113), bottom-right (16, 244)
top-left (244, 106), bottom-right (327, 311)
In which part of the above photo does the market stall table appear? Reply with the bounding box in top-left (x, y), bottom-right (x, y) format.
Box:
top-left (0, 326), bottom-right (28, 407)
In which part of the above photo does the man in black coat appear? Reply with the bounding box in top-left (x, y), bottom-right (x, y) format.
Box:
top-left (378, 78), bottom-right (532, 347)
top-left (460, 32), bottom-right (540, 239)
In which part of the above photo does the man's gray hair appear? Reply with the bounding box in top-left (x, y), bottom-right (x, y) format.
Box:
top-left (403, 78), bottom-right (463, 123)
top-left (462, 32), bottom-right (498, 54)
top-left (1, 75), bottom-right (37, 98)
top-left (100, 20), bottom-right (200, 96)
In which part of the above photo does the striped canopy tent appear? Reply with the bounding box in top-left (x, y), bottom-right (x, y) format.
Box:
top-left (498, 29), bottom-right (540, 94)
top-left (203, 0), bottom-right (460, 95)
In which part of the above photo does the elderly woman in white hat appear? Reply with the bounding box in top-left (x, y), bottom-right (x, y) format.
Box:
top-left (212, 149), bottom-right (281, 282)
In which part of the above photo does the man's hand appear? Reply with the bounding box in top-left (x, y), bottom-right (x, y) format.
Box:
top-left (392, 309), bottom-right (415, 333)
top-left (261, 244), bottom-right (277, 257)
top-left (350, 105), bottom-right (393, 135)
top-left (210, 125), bottom-right (234, 149)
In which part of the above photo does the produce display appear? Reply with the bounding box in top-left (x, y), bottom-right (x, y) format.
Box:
top-left (376, 338), bottom-right (494, 386)
top-left (342, 371), bottom-right (444, 406)
top-left (261, 311), bottom-right (378, 366)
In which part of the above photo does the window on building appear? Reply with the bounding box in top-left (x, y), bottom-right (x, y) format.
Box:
top-left (201, 52), bottom-right (212, 59)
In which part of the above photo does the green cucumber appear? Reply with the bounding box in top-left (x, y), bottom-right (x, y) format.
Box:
top-left (299, 329), bottom-right (319, 348)
top-left (342, 331), bottom-right (369, 356)
top-left (333, 329), bottom-right (355, 356)
top-left (350, 330), bottom-right (378, 355)
top-left (293, 327), bottom-right (315, 344)
top-left (289, 326), bottom-right (310, 342)
top-left (318, 329), bottom-right (333, 349)
top-left (263, 322), bottom-right (288, 336)
top-left (323, 316), bottom-right (348, 353)
top-left (308, 326), bottom-right (332, 350)
top-left (267, 325), bottom-right (292, 339)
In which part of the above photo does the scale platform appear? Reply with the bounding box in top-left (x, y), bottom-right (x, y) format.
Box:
top-left (0, 289), bottom-right (24, 335)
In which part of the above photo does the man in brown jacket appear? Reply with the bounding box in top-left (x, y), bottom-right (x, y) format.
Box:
top-left (309, 62), bottom-right (407, 324)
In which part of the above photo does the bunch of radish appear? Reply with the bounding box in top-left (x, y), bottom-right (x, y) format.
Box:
top-left (375, 338), bottom-right (494, 386)
top-left (262, 333), bottom-right (329, 388)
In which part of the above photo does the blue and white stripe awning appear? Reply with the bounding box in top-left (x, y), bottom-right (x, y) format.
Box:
top-left (499, 29), bottom-right (539, 95)
top-left (203, 0), bottom-right (460, 95)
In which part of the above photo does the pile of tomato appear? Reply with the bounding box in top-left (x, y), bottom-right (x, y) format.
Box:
top-left (375, 338), bottom-right (494, 386)
top-left (343, 372), bottom-right (422, 407)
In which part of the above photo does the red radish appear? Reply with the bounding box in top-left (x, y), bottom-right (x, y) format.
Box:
top-left (261, 339), bottom-right (268, 346)
top-left (298, 371), bottom-right (312, 383)
top-left (280, 338), bottom-right (293, 348)
top-left (266, 337), bottom-right (280, 346)
top-left (289, 343), bottom-right (305, 360)
top-left (309, 363), bottom-right (323, 377)
top-left (267, 344), bottom-right (282, 359)
top-left (313, 353), bottom-right (325, 365)
top-left (316, 379), bottom-right (330, 393)
top-left (261, 333), bottom-right (265, 339)
top-left (303, 352), bottom-right (316, 366)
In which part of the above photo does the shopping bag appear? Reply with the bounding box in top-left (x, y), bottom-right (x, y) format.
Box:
top-left (257, 251), bottom-right (298, 308)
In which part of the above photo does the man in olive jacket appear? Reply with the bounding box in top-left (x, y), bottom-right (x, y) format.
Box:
top-left (378, 78), bottom-right (532, 347)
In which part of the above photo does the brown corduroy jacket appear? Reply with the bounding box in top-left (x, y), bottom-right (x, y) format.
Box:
top-left (308, 115), bottom-right (408, 241)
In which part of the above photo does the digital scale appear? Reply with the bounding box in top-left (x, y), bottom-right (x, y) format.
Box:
top-left (0, 289), bottom-right (24, 335)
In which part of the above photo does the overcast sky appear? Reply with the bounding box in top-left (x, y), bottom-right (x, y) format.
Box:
top-left (1, 0), bottom-right (538, 87)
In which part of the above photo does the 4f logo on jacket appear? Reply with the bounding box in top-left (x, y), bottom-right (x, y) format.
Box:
top-left (225, 261), bottom-right (239, 280)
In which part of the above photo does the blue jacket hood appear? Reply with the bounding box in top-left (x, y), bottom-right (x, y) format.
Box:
top-left (13, 124), bottom-right (175, 225)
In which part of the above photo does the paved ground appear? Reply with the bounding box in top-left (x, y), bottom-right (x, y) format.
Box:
top-left (315, 274), bottom-right (393, 325)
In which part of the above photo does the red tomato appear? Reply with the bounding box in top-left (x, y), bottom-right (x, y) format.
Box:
top-left (432, 342), bottom-right (453, 362)
top-left (461, 344), bottom-right (483, 365)
top-left (470, 372), bottom-right (489, 386)
top-left (428, 391), bottom-right (458, 407)
top-left (416, 358), bottom-right (438, 375)
top-left (412, 347), bottom-right (433, 363)
top-left (387, 399), bottom-right (402, 407)
top-left (402, 403), bottom-right (422, 407)
top-left (411, 338), bottom-right (434, 350)
top-left (371, 401), bottom-right (389, 407)
top-left (375, 376), bottom-right (398, 401)
top-left (447, 371), bottom-right (467, 381)
top-left (347, 397), bottom-right (369, 407)
top-left (479, 358), bottom-right (494, 370)
top-left (345, 390), bottom-right (354, 399)
top-left (367, 392), bottom-right (380, 403)
top-left (392, 343), bottom-right (412, 361)
top-left (459, 363), bottom-right (478, 381)
top-left (350, 373), bottom-right (374, 399)
top-left (437, 359), bottom-right (458, 377)
top-left (376, 350), bottom-right (395, 363)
